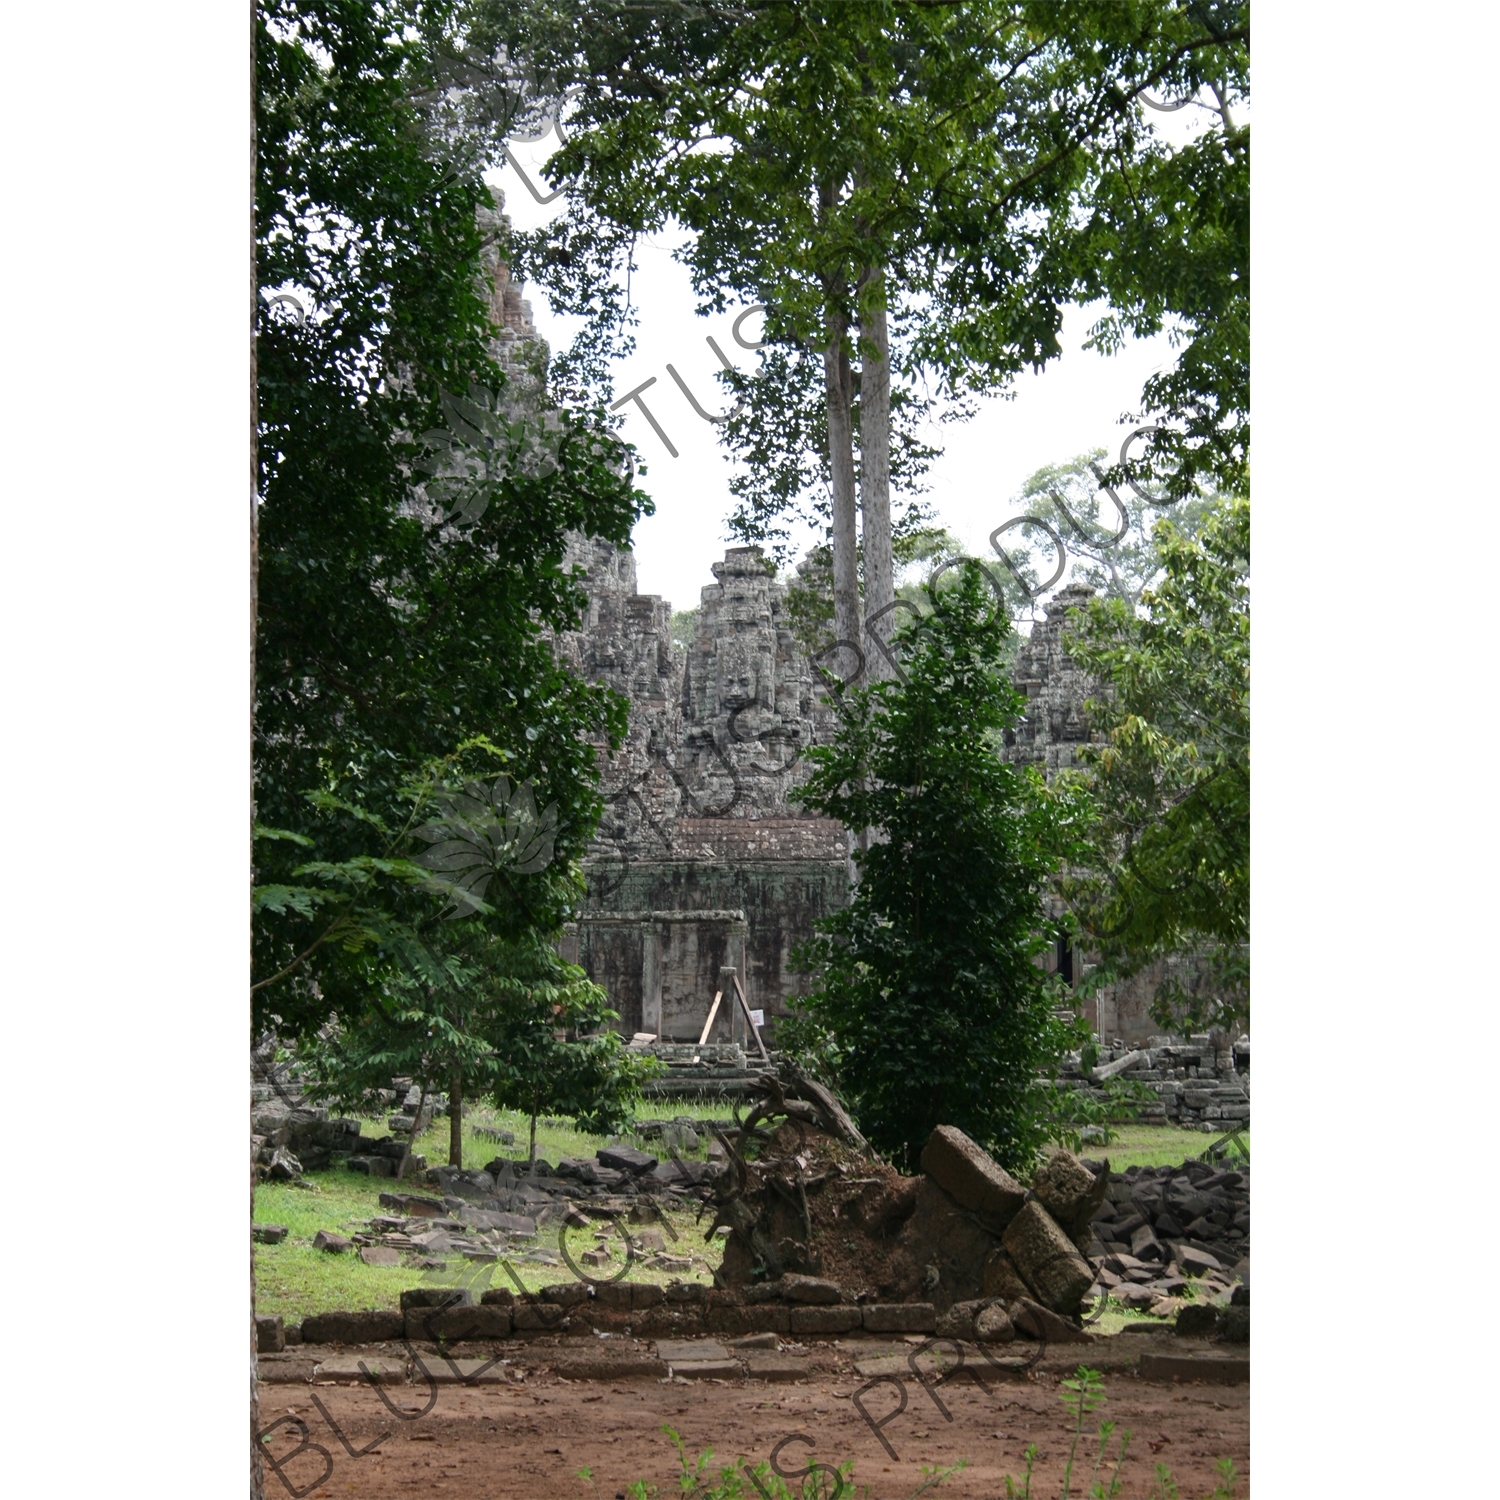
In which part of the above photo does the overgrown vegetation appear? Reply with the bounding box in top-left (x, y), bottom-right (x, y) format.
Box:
top-left (782, 567), bottom-right (1091, 1174)
top-left (254, 0), bottom-right (654, 1160)
top-left (1060, 497), bottom-right (1250, 1031)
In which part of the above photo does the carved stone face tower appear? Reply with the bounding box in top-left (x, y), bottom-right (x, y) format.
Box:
top-left (680, 547), bottom-right (833, 822)
top-left (1005, 582), bottom-right (1100, 775)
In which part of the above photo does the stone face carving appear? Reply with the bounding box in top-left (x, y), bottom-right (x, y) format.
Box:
top-left (555, 540), bottom-right (839, 865)
top-left (551, 539), bottom-right (848, 1035)
top-left (1004, 582), bottom-right (1101, 775)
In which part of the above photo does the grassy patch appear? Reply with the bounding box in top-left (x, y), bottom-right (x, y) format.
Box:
top-left (1083, 1123), bottom-right (1249, 1172)
top-left (252, 1104), bottom-right (729, 1325)
top-left (1092, 1298), bottom-right (1167, 1336)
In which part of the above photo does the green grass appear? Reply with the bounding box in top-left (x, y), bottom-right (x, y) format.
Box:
top-left (1079, 1123), bottom-right (1249, 1173)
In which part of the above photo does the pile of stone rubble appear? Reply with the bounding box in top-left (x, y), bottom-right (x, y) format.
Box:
top-left (1086, 1157), bottom-right (1249, 1319)
top-left (257, 1143), bottom-right (723, 1275)
top-left (261, 1122), bottom-right (1254, 1356)
top-left (1056, 1035), bottom-right (1250, 1131)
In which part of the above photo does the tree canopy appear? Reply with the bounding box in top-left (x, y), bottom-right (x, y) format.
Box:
top-left (475, 0), bottom-right (1246, 678)
top-left (254, 0), bottom-right (648, 1041)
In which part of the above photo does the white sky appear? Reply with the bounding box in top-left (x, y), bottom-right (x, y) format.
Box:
top-left (494, 94), bottom-right (1233, 615)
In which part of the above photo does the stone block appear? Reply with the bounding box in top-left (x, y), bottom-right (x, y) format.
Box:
top-left (542, 1282), bottom-right (591, 1307)
top-left (636, 1305), bottom-right (706, 1338)
top-left (632, 1283), bottom-right (665, 1310)
top-left (255, 1314), bottom-right (285, 1354)
top-left (401, 1287), bottom-right (472, 1311)
top-left (1010, 1299), bottom-right (1093, 1345)
top-left (406, 1304), bottom-right (511, 1342)
top-left (656, 1338), bottom-right (731, 1364)
top-left (743, 1304), bottom-right (791, 1333)
top-left (744, 1354), bottom-right (808, 1382)
top-left (1179, 1246), bottom-right (1222, 1276)
top-left (252, 1224), bottom-right (288, 1245)
top-left (359, 1247), bottom-right (400, 1267)
top-left (982, 1250), bottom-right (1032, 1303)
top-left (257, 1355), bottom-right (316, 1383)
top-left (729, 1331), bottom-right (780, 1350)
top-left (1217, 1305), bottom-right (1249, 1343)
top-left (975, 1304), bottom-right (1016, 1343)
top-left (300, 1309), bottom-right (404, 1344)
top-left (1002, 1200), bottom-right (1095, 1316)
top-left (417, 1357), bottom-right (509, 1384)
top-left (491, 1213), bottom-right (537, 1235)
top-left (1175, 1304), bottom-right (1218, 1338)
top-left (312, 1354), bottom-right (406, 1383)
top-left (1031, 1150), bottom-right (1107, 1238)
top-left (920, 1126), bottom-right (1027, 1230)
top-left (780, 1274), bottom-right (841, 1305)
top-left (510, 1303), bottom-right (571, 1333)
top-left (479, 1288), bottom-right (515, 1307)
top-left (597, 1145), bottom-right (658, 1175)
top-left (1131, 1225), bottom-right (1167, 1262)
top-left (862, 1303), bottom-right (936, 1334)
top-left (312, 1230), bottom-right (353, 1253)
top-left (551, 1352), bottom-right (666, 1381)
top-left (1139, 1352), bottom-right (1248, 1384)
top-left (788, 1306), bottom-right (862, 1336)
top-left (593, 1282), bottom-right (633, 1311)
top-left (378, 1192), bottom-right (444, 1216)
top-left (935, 1300), bottom-right (984, 1340)
top-left (673, 1358), bottom-right (741, 1380)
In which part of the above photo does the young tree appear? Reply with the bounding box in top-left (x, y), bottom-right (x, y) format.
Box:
top-left (482, 940), bottom-right (659, 1164)
top-left (304, 922), bottom-right (656, 1169)
top-left (1059, 495), bottom-right (1249, 1029)
top-left (781, 565), bottom-right (1092, 1174)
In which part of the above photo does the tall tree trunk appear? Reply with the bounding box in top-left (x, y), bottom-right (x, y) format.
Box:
top-left (448, 1066), bottom-right (463, 1168)
top-left (250, 5), bottom-right (265, 1492)
top-left (529, 1088), bottom-right (540, 1167)
top-left (824, 312), bottom-right (861, 677)
top-left (858, 269), bottom-right (894, 678)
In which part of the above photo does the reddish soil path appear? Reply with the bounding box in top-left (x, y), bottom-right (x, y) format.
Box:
top-left (257, 1356), bottom-right (1248, 1498)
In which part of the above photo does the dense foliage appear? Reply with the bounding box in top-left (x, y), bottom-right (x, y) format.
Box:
top-left (254, 0), bottom-right (651, 1141)
top-left (1060, 496), bottom-right (1250, 1028)
top-left (304, 925), bottom-right (657, 1168)
top-left (781, 567), bottom-right (1091, 1173)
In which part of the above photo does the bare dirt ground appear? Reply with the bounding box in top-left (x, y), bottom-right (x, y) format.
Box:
top-left (257, 1335), bottom-right (1248, 1498)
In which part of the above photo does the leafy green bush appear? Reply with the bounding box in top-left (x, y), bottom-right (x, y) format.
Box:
top-left (780, 566), bottom-right (1092, 1174)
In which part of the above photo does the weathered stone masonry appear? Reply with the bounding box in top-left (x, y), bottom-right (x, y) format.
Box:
top-left (553, 543), bottom-right (848, 1043)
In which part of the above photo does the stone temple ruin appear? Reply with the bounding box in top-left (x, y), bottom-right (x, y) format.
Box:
top-left (554, 550), bottom-right (1185, 1050)
top-left (553, 541), bottom-right (848, 1053)
top-left (478, 189), bottom-right (1207, 1052)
